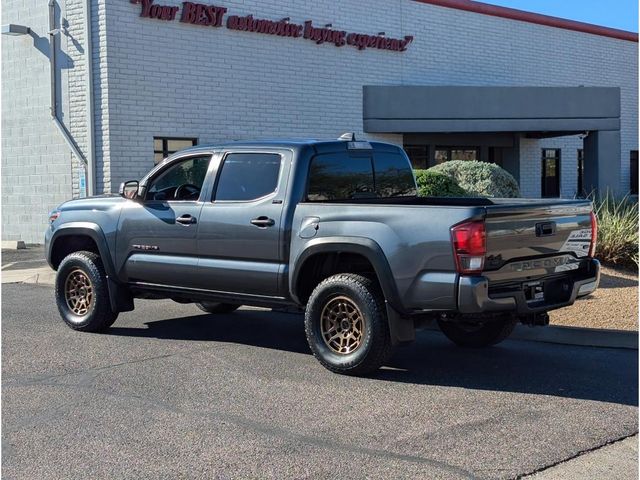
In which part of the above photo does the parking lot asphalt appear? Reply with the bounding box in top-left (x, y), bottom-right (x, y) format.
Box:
top-left (2, 283), bottom-right (638, 479)
top-left (1, 245), bottom-right (48, 271)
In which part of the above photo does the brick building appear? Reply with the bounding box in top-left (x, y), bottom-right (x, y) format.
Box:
top-left (1, 0), bottom-right (638, 243)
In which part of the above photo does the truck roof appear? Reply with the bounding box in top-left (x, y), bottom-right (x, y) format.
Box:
top-left (167, 135), bottom-right (401, 158)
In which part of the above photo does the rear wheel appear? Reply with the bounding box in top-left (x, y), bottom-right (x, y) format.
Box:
top-left (195, 302), bottom-right (240, 314)
top-left (437, 317), bottom-right (517, 348)
top-left (55, 251), bottom-right (118, 332)
top-left (304, 273), bottom-right (392, 376)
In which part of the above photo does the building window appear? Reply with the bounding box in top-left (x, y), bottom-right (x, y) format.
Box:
top-left (434, 147), bottom-right (479, 164)
top-left (488, 147), bottom-right (503, 167)
top-left (154, 137), bottom-right (198, 164)
top-left (577, 149), bottom-right (585, 197)
top-left (541, 149), bottom-right (561, 198)
top-left (403, 145), bottom-right (428, 169)
top-left (631, 150), bottom-right (638, 195)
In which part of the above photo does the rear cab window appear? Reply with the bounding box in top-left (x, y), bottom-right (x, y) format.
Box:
top-left (307, 149), bottom-right (416, 201)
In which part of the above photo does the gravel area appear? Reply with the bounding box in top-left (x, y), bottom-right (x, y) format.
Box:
top-left (551, 266), bottom-right (638, 331)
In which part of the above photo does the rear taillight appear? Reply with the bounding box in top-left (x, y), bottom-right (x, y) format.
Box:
top-left (589, 211), bottom-right (598, 257)
top-left (451, 220), bottom-right (486, 274)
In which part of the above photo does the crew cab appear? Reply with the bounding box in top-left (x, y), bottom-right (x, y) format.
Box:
top-left (46, 134), bottom-right (600, 375)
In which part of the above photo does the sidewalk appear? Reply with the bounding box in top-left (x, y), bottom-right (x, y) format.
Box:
top-left (1, 265), bottom-right (56, 285)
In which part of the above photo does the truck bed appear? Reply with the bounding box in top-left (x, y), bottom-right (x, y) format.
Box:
top-left (306, 195), bottom-right (589, 208)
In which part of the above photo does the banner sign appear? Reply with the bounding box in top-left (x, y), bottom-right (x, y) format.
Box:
top-left (130, 0), bottom-right (414, 52)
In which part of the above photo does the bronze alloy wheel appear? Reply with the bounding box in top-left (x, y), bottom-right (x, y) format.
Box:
top-left (320, 296), bottom-right (365, 355)
top-left (64, 268), bottom-right (94, 317)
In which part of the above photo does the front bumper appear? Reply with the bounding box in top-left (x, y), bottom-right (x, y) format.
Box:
top-left (44, 226), bottom-right (54, 269)
top-left (458, 258), bottom-right (600, 314)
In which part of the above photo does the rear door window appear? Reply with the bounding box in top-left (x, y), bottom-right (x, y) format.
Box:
top-left (214, 153), bottom-right (281, 201)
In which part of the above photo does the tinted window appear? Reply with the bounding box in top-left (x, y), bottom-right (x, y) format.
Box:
top-left (215, 153), bottom-right (281, 201)
top-left (307, 152), bottom-right (416, 201)
top-left (373, 153), bottom-right (416, 197)
top-left (307, 154), bottom-right (375, 201)
top-left (147, 155), bottom-right (210, 201)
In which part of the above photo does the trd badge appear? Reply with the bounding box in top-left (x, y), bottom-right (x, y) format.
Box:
top-left (132, 244), bottom-right (159, 251)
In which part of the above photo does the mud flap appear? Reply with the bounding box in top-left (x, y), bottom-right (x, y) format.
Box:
top-left (386, 301), bottom-right (415, 345)
top-left (107, 277), bottom-right (134, 313)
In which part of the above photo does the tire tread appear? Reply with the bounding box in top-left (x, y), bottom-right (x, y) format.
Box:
top-left (304, 273), bottom-right (392, 376)
top-left (55, 251), bottom-right (118, 332)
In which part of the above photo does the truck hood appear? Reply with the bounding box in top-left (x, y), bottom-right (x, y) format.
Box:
top-left (57, 194), bottom-right (126, 212)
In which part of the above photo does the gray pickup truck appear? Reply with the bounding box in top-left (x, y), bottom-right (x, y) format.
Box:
top-left (46, 134), bottom-right (600, 375)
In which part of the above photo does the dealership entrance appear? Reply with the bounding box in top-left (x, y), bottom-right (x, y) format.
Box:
top-left (364, 86), bottom-right (622, 197)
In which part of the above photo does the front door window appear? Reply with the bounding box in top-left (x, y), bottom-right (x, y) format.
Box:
top-left (146, 156), bottom-right (210, 201)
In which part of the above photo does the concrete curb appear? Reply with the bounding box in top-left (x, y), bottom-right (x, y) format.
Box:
top-left (1, 241), bottom-right (26, 250)
top-left (510, 324), bottom-right (638, 350)
top-left (426, 322), bottom-right (638, 350)
top-left (3, 266), bottom-right (637, 350)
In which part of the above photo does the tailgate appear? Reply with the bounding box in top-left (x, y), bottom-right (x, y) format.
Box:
top-left (483, 200), bottom-right (593, 279)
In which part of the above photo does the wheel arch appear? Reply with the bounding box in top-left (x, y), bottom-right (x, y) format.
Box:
top-left (48, 223), bottom-right (116, 277)
top-left (48, 223), bottom-right (134, 313)
top-left (291, 237), bottom-right (414, 344)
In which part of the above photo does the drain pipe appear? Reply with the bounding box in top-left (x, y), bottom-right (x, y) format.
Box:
top-left (48, 0), bottom-right (94, 196)
top-left (82, 0), bottom-right (96, 196)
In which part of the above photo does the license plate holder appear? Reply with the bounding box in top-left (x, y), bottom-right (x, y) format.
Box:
top-left (524, 281), bottom-right (545, 303)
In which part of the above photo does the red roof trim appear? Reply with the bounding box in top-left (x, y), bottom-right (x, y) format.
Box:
top-left (413, 0), bottom-right (638, 43)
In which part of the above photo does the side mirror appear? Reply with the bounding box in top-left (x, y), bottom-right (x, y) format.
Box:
top-left (119, 180), bottom-right (139, 199)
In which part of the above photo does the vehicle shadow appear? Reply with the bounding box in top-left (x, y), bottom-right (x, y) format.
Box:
top-left (599, 272), bottom-right (638, 289)
top-left (108, 310), bottom-right (638, 407)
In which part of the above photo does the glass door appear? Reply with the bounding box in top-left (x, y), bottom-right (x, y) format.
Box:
top-left (541, 149), bottom-right (560, 197)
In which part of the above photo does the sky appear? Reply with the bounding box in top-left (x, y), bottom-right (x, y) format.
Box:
top-left (482, 0), bottom-right (638, 32)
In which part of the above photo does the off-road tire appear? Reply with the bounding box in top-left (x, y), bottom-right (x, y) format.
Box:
top-left (195, 302), bottom-right (240, 314)
top-left (304, 273), bottom-right (392, 376)
top-left (55, 251), bottom-right (118, 332)
top-left (437, 317), bottom-right (517, 348)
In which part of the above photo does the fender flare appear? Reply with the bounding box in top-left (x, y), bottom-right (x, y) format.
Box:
top-left (49, 223), bottom-right (117, 276)
top-left (290, 236), bottom-right (415, 344)
top-left (48, 223), bottom-right (133, 313)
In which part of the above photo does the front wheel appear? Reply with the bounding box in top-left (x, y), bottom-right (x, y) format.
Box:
top-left (55, 251), bottom-right (118, 332)
top-left (304, 273), bottom-right (392, 376)
top-left (437, 317), bottom-right (517, 348)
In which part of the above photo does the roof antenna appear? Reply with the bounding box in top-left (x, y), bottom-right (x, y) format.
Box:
top-left (338, 132), bottom-right (355, 141)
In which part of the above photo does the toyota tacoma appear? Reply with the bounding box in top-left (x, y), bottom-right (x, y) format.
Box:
top-left (46, 134), bottom-right (600, 375)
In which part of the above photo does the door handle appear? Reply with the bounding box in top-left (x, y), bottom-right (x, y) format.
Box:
top-left (176, 214), bottom-right (197, 225)
top-left (250, 216), bottom-right (275, 228)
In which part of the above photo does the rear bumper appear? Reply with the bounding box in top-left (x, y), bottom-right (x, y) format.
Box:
top-left (457, 258), bottom-right (600, 314)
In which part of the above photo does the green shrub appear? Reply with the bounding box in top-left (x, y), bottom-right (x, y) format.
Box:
top-left (429, 160), bottom-right (521, 198)
top-left (414, 169), bottom-right (467, 197)
top-left (592, 194), bottom-right (639, 269)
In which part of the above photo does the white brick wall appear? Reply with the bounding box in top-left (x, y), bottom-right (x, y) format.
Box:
top-left (2, 0), bottom-right (638, 241)
top-left (98, 0), bottom-right (638, 191)
top-left (1, 0), bottom-right (74, 243)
